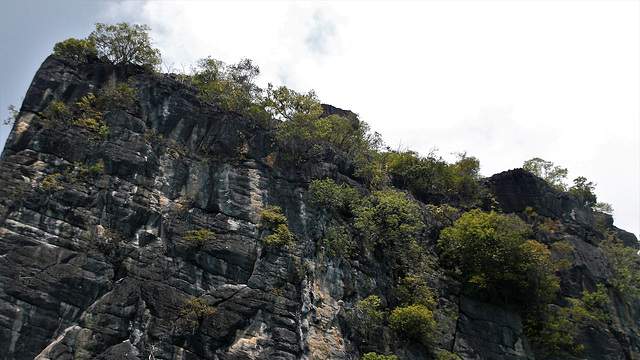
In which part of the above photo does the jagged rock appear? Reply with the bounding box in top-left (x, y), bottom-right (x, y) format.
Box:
top-left (0, 55), bottom-right (638, 360)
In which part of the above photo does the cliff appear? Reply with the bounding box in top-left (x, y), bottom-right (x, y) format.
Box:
top-left (0, 56), bottom-right (638, 360)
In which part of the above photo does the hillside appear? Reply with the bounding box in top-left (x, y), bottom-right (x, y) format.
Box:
top-left (0, 55), bottom-right (638, 360)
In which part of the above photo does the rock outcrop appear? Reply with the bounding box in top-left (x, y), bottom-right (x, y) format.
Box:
top-left (0, 56), bottom-right (638, 360)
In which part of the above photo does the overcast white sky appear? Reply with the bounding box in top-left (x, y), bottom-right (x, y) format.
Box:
top-left (1, 1), bottom-right (638, 237)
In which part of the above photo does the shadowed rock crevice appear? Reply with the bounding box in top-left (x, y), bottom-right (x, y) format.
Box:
top-left (0, 56), bottom-right (638, 360)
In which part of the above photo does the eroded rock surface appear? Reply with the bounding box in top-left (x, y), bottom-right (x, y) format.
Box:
top-left (0, 56), bottom-right (638, 360)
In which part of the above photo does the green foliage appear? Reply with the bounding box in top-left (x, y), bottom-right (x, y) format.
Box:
top-left (52, 37), bottom-right (97, 62)
top-left (263, 84), bottom-right (324, 122)
top-left (356, 295), bottom-right (385, 335)
top-left (4, 105), bottom-right (19, 126)
top-left (569, 176), bottom-right (598, 208)
top-left (389, 304), bottom-right (436, 344)
top-left (177, 296), bottom-right (216, 334)
top-left (385, 150), bottom-right (480, 205)
top-left (600, 236), bottom-right (640, 296)
top-left (396, 276), bottom-right (437, 308)
top-left (550, 242), bottom-right (574, 271)
top-left (65, 159), bottom-right (105, 183)
top-left (264, 224), bottom-right (295, 250)
top-left (192, 57), bottom-right (263, 115)
top-left (89, 22), bottom-right (161, 68)
top-left (259, 205), bottom-right (288, 230)
top-left (593, 202), bottom-right (614, 214)
top-left (525, 310), bottom-right (584, 357)
top-left (40, 101), bottom-right (73, 127)
top-left (322, 225), bottom-right (353, 258)
top-left (260, 206), bottom-right (295, 250)
top-left (266, 84), bottom-right (382, 161)
top-left (362, 352), bottom-right (398, 360)
top-left (182, 230), bottom-right (216, 247)
top-left (40, 173), bottom-right (62, 191)
top-left (572, 284), bottom-right (610, 322)
top-left (354, 151), bottom-right (388, 189)
top-left (73, 93), bottom-right (104, 132)
top-left (522, 157), bottom-right (568, 191)
top-left (438, 209), bottom-right (560, 308)
top-left (527, 284), bottom-right (609, 356)
top-left (102, 81), bottom-right (139, 110)
top-left (309, 178), bottom-right (359, 215)
top-left (426, 204), bottom-right (460, 227)
top-left (353, 190), bottom-right (424, 249)
top-left (434, 351), bottom-right (461, 360)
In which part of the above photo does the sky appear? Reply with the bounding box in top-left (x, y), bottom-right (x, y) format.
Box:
top-left (1, 1), bottom-right (638, 238)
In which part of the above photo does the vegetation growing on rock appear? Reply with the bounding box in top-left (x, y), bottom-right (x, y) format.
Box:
top-left (0, 24), bottom-right (636, 360)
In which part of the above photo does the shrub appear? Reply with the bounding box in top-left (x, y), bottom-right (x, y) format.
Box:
top-left (600, 235), bottom-right (640, 296)
top-left (362, 352), bottom-right (398, 360)
top-left (353, 190), bottom-right (424, 248)
top-left (66, 159), bottom-right (105, 182)
top-left (41, 173), bottom-right (62, 191)
top-left (389, 304), bottom-right (436, 343)
top-left (89, 22), bottom-right (161, 68)
top-left (40, 101), bottom-right (72, 127)
top-left (259, 205), bottom-right (288, 230)
top-left (73, 93), bottom-right (104, 132)
top-left (102, 81), bottom-right (139, 110)
top-left (434, 351), bottom-right (461, 360)
top-left (438, 209), bottom-right (560, 308)
top-left (309, 178), bottom-right (359, 215)
top-left (355, 295), bottom-right (385, 336)
top-left (396, 276), bottom-right (437, 308)
top-left (322, 225), bottom-right (353, 259)
top-left (525, 307), bottom-right (583, 357)
top-left (4, 105), bottom-right (19, 126)
top-left (177, 296), bottom-right (216, 334)
top-left (182, 230), bottom-right (216, 247)
top-left (263, 224), bottom-right (295, 250)
top-left (52, 37), bottom-right (97, 62)
top-left (386, 149), bottom-right (477, 205)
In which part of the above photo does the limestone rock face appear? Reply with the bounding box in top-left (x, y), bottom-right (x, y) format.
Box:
top-left (0, 56), bottom-right (638, 360)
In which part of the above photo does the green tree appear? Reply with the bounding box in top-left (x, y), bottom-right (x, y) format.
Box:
top-left (353, 190), bottom-right (424, 248)
top-left (89, 22), bottom-right (161, 68)
top-left (259, 206), bottom-right (295, 250)
top-left (386, 149), bottom-right (474, 204)
top-left (309, 178), bottom-right (359, 215)
top-left (40, 101), bottom-right (73, 128)
top-left (192, 56), bottom-right (263, 115)
top-left (355, 295), bottom-right (385, 336)
top-left (182, 229), bottom-right (216, 247)
top-left (522, 157), bottom-right (568, 191)
top-left (389, 304), bottom-right (436, 344)
top-left (438, 209), bottom-right (560, 308)
top-left (177, 296), bottom-right (216, 334)
top-left (600, 236), bottom-right (640, 296)
top-left (569, 176), bottom-right (597, 208)
top-left (52, 37), bottom-right (98, 62)
top-left (263, 84), bottom-right (323, 122)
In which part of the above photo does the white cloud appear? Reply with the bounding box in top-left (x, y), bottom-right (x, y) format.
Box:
top-left (304, 9), bottom-right (337, 56)
top-left (3, 0), bottom-right (637, 237)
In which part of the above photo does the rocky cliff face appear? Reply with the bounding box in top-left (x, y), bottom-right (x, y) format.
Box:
top-left (0, 56), bottom-right (638, 360)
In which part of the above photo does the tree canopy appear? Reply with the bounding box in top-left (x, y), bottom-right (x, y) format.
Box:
top-left (89, 23), bottom-right (161, 68)
top-left (438, 209), bottom-right (560, 308)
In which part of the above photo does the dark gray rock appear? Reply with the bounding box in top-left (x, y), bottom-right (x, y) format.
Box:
top-left (0, 56), bottom-right (638, 360)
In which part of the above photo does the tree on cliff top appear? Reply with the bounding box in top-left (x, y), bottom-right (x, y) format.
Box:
top-left (523, 157), bottom-right (568, 191)
top-left (89, 23), bottom-right (161, 68)
top-left (53, 22), bottom-right (161, 69)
